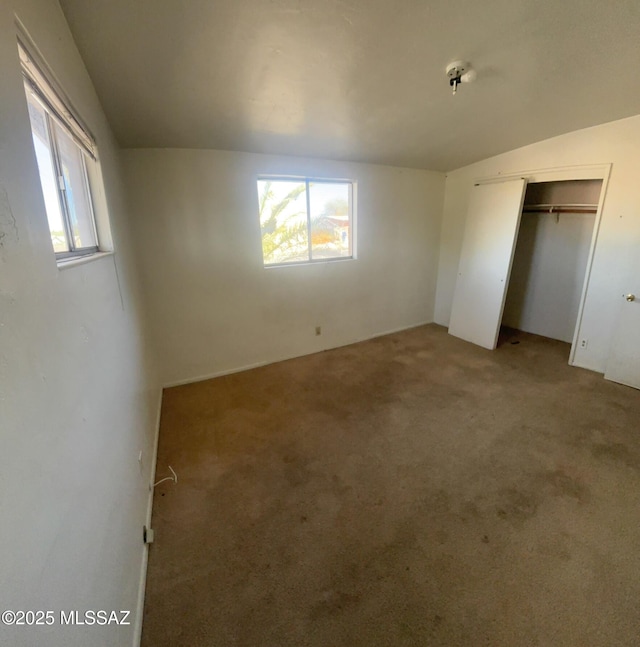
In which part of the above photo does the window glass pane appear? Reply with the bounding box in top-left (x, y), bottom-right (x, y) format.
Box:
top-left (25, 89), bottom-right (69, 253)
top-left (52, 121), bottom-right (97, 250)
top-left (309, 182), bottom-right (351, 260)
top-left (258, 180), bottom-right (309, 264)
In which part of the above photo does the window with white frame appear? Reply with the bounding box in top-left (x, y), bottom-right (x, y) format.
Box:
top-left (19, 40), bottom-right (103, 259)
top-left (257, 177), bottom-right (354, 266)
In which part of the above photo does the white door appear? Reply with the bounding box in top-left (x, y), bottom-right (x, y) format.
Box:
top-left (604, 263), bottom-right (640, 389)
top-left (449, 179), bottom-right (527, 349)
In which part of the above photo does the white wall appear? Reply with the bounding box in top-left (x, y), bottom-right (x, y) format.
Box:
top-left (0, 2), bottom-right (160, 646)
top-left (503, 211), bottom-right (596, 343)
top-left (122, 149), bottom-right (445, 386)
top-left (435, 115), bottom-right (640, 372)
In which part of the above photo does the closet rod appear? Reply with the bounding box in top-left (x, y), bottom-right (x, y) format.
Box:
top-left (522, 203), bottom-right (598, 214)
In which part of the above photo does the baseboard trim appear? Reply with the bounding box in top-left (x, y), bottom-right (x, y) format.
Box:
top-left (569, 356), bottom-right (605, 375)
top-left (132, 387), bottom-right (164, 647)
top-left (163, 320), bottom-right (434, 389)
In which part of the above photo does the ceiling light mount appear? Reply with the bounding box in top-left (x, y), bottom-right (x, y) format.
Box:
top-left (446, 60), bottom-right (476, 95)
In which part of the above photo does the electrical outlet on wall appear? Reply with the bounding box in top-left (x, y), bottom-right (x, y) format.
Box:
top-left (580, 339), bottom-right (588, 349)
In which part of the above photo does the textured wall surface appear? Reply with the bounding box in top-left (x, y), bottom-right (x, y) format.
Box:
top-left (124, 149), bottom-right (445, 386)
top-left (0, 2), bottom-right (160, 645)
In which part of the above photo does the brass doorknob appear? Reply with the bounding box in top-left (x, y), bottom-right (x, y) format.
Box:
top-left (626, 294), bottom-right (636, 302)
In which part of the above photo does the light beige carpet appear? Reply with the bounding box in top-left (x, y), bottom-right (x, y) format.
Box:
top-left (142, 324), bottom-right (640, 646)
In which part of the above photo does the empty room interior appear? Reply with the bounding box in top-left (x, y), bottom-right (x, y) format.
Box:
top-left (3, 1), bottom-right (640, 645)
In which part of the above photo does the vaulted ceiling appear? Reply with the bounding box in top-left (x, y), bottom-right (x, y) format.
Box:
top-left (59, 0), bottom-right (640, 171)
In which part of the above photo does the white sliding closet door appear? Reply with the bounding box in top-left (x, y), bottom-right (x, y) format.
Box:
top-left (449, 179), bottom-right (527, 349)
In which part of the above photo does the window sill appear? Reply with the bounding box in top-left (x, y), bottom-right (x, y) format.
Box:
top-left (57, 250), bottom-right (113, 270)
top-left (264, 256), bottom-right (355, 269)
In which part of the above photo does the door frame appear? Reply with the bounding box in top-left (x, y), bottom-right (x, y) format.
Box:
top-left (474, 163), bottom-right (612, 366)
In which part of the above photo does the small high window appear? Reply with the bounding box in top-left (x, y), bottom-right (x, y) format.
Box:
top-left (19, 41), bottom-right (104, 260)
top-left (257, 177), bottom-right (354, 266)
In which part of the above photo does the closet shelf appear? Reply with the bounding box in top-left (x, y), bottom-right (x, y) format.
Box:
top-left (522, 203), bottom-right (598, 214)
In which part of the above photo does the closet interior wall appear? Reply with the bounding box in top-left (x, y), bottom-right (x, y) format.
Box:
top-left (502, 180), bottom-right (602, 343)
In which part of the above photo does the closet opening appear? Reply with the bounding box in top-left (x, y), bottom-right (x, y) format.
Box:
top-left (499, 179), bottom-right (603, 357)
